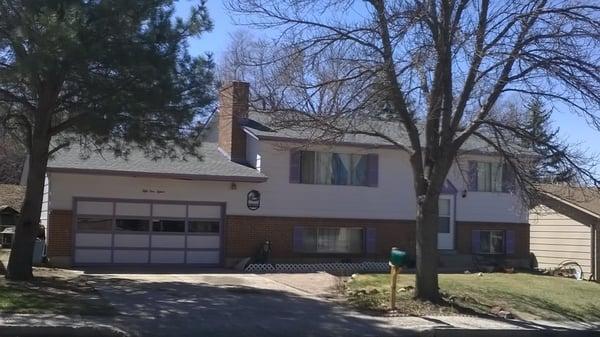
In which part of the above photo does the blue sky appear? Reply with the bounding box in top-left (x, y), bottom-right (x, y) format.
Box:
top-left (175, 0), bottom-right (599, 158)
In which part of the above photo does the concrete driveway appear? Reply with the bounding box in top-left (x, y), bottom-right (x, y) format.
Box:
top-left (83, 269), bottom-right (417, 337)
top-left (81, 269), bottom-right (599, 337)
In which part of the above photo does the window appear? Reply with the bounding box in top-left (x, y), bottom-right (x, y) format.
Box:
top-left (115, 218), bottom-right (150, 232)
top-left (297, 227), bottom-right (363, 253)
top-left (188, 220), bottom-right (220, 233)
top-left (300, 151), bottom-right (368, 186)
top-left (477, 230), bottom-right (505, 254)
top-left (438, 199), bottom-right (451, 233)
top-left (152, 219), bottom-right (185, 232)
top-left (477, 162), bottom-right (503, 192)
top-left (77, 217), bottom-right (112, 231)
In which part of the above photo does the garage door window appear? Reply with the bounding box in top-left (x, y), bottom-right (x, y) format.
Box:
top-left (77, 217), bottom-right (112, 231)
top-left (152, 219), bottom-right (185, 232)
top-left (188, 220), bottom-right (220, 233)
top-left (116, 218), bottom-right (150, 232)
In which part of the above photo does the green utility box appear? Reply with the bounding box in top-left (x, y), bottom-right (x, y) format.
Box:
top-left (389, 247), bottom-right (407, 267)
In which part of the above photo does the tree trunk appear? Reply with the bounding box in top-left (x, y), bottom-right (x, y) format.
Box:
top-left (414, 194), bottom-right (441, 302)
top-left (6, 132), bottom-right (50, 281)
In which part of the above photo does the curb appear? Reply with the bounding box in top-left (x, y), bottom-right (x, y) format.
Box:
top-left (420, 328), bottom-right (600, 337)
top-left (0, 325), bottom-right (128, 337)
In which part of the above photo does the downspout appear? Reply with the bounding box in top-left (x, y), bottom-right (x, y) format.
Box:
top-left (591, 222), bottom-right (595, 281)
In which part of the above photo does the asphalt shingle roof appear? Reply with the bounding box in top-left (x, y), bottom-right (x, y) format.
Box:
top-left (244, 110), bottom-right (523, 154)
top-left (0, 184), bottom-right (25, 212)
top-left (47, 142), bottom-right (266, 182)
top-left (541, 184), bottom-right (600, 217)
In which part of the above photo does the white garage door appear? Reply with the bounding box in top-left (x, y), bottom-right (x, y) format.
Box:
top-left (73, 199), bottom-right (223, 265)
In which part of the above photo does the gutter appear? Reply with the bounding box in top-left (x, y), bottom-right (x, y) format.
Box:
top-left (46, 167), bottom-right (268, 183)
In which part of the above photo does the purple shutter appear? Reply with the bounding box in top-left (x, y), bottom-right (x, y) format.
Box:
top-left (365, 227), bottom-right (377, 254)
top-left (367, 154), bottom-right (379, 187)
top-left (467, 161), bottom-right (478, 191)
top-left (471, 230), bottom-right (481, 254)
top-left (502, 163), bottom-right (516, 193)
top-left (293, 226), bottom-right (304, 252)
top-left (289, 150), bottom-right (301, 183)
top-left (506, 230), bottom-right (516, 255)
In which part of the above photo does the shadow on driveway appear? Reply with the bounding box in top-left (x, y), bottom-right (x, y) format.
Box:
top-left (82, 273), bottom-right (600, 337)
top-left (85, 275), bottom-right (420, 337)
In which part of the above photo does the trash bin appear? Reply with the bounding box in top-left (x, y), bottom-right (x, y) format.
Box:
top-left (33, 239), bottom-right (45, 265)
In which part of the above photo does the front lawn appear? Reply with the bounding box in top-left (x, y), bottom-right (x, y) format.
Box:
top-left (0, 268), bottom-right (115, 316)
top-left (345, 272), bottom-right (600, 321)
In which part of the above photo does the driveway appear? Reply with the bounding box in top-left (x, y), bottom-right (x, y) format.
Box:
top-left (83, 269), bottom-right (415, 337)
top-left (82, 269), bottom-right (598, 337)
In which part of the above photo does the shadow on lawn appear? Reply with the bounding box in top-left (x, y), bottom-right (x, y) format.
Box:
top-left (449, 284), bottom-right (600, 322)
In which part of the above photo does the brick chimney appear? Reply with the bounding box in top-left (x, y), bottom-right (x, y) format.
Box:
top-left (218, 81), bottom-right (250, 163)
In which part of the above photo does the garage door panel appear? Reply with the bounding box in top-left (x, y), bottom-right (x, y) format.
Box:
top-left (186, 250), bottom-right (219, 264)
top-left (187, 235), bottom-right (220, 249)
top-left (153, 204), bottom-right (186, 217)
top-left (114, 234), bottom-right (150, 248)
top-left (74, 199), bottom-right (223, 266)
top-left (151, 250), bottom-right (185, 263)
top-left (113, 249), bottom-right (149, 263)
top-left (152, 235), bottom-right (185, 248)
top-left (75, 249), bottom-right (111, 263)
top-left (188, 205), bottom-right (221, 218)
top-left (75, 233), bottom-right (111, 247)
top-left (77, 201), bottom-right (113, 215)
top-left (115, 202), bottom-right (150, 216)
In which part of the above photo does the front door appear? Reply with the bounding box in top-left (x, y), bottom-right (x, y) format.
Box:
top-left (437, 196), bottom-right (455, 250)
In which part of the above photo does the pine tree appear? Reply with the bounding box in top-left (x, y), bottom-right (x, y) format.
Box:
top-left (524, 97), bottom-right (574, 183)
top-left (1, 0), bottom-right (214, 280)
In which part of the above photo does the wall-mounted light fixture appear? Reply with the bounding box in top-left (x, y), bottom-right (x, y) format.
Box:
top-left (230, 182), bottom-right (237, 190)
top-left (462, 190), bottom-right (468, 198)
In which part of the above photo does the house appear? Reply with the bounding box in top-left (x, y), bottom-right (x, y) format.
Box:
top-left (0, 184), bottom-right (26, 247)
top-left (40, 81), bottom-right (530, 268)
top-left (529, 185), bottom-right (599, 280)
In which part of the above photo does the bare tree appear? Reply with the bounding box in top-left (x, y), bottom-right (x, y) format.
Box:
top-left (227, 0), bottom-right (600, 301)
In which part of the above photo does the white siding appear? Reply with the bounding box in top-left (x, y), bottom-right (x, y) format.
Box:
top-left (40, 175), bottom-right (49, 227)
top-left (246, 134), bottom-right (260, 170)
top-left (47, 141), bottom-right (527, 223)
top-left (529, 205), bottom-right (592, 277)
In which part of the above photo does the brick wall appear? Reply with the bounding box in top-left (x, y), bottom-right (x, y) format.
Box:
top-left (225, 215), bottom-right (416, 261)
top-left (456, 221), bottom-right (530, 258)
top-left (47, 210), bottom-right (73, 258)
top-left (218, 81), bottom-right (249, 163)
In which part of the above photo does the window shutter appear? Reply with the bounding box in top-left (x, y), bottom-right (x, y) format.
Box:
top-left (502, 163), bottom-right (516, 193)
top-left (365, 227), bottom-right (377, 254)
top-left (506, 230), bottom-right (516, 255)
top-left (367, 154), bottom-right (379, 187)
top-left (289, 151), bottom-right (301, 183)
top-left (293, 226), bottom-right (304, 252)
top-left (471, 230), bottom-right (481, 253)
top-left (467, 161), bottom-right (478, 191)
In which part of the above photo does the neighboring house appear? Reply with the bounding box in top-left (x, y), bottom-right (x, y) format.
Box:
top-left (0, 184), bottom-right (26, 247)
top-left (530, 185), bottom-right (600, 280)
top-left (41, 81), bottom-right (530, 268)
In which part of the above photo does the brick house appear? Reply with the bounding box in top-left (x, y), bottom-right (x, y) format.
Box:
top-left (39, 81), bottom-right (530, 268)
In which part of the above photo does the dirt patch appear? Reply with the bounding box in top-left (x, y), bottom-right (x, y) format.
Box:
top-left (0, 267), bottom-right (115, 315)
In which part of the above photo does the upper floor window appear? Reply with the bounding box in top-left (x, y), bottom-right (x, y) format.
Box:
top-left (290, 151), bottom-right (378, 187)
top-left (468, 161), bottom-right (513, 193)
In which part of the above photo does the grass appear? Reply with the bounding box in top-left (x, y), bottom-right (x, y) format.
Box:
top-left (0, 270), bottom-right (115, 316)
top-left (345, 272), bottom-right (600, 321)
